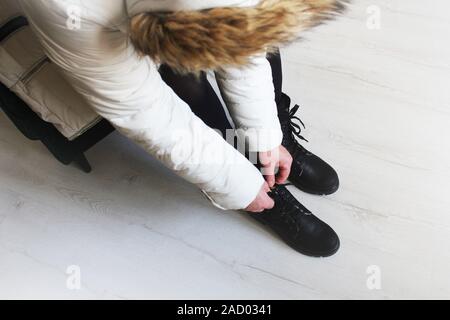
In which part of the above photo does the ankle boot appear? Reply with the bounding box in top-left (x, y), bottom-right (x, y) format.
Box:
top-left (249, 184), bottom-right (340, 257)
top-left (278, 93), bottom-right (340, 195)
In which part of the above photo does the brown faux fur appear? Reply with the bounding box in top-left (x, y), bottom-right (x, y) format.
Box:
top-left (129, 0), bottom-right (349, 74)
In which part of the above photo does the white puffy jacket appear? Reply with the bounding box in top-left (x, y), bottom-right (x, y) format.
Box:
top-left (17, 0), bottom-right (344, 210)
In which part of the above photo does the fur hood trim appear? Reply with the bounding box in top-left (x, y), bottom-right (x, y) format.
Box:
top-left (129, 0), bottom-right (349, 74)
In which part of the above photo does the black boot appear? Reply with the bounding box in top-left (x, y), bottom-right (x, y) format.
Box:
top-left (250, 184), bottom-right (340, 257)
top-left (278, 93), bottom-right (340, 195)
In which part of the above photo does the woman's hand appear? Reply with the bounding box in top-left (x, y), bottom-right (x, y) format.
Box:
top-left (245, 182), bottom-right (275, 213)
top-left (259, 145), bottom-right (293, 188)
top-left (245, 145), bottom-right (292, 213)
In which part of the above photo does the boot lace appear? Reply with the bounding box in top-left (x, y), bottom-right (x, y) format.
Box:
top-left (281, 104), bottom-right (311, 158)
top-left (288, 104), bottom-right (309, 144)
top-left (269, 186), bottom-right (310, 235)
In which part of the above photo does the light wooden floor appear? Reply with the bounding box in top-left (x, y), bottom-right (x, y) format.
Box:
top-left (1, 0), bottom-right (449, 299)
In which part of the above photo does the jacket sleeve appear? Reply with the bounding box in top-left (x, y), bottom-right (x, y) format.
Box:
top-left (19, 0), bottom-right (265, 210)
top-left (215, 53), bottom-right (283, 152)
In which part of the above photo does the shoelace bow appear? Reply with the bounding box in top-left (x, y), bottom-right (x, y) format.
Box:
top-left (288, 104), bottom-right (309, 144)
top-left (280, 103), bottom-right (312, 159)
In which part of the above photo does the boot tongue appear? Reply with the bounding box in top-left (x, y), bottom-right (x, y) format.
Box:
top-left (277, 95), bottom-right (297, 148)
top-left (277, 95), bottom-right (293, 137)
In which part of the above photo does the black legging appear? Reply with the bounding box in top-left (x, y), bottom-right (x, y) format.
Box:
top-left (159, 49), bottom-right (283, 135)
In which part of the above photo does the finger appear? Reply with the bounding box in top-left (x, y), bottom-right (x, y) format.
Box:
top-left (249, 206), bottom-right (266, 214)
top-left (263, 182), bottom-right (271, 193)
top-left (246, 205), bottom-right (261, 213)
top-left (276, 164), bottom-right (291, 184)
top-left (264, 174), bottom-right (276, 188)
top-left (248, 197), bottom-right (274, 213)
top-left (263, 194), bottom-right (275, 210)
top-left (260, 161), bottom-right (275, 176)
top-left (261, 161), bottom-right (277, 188)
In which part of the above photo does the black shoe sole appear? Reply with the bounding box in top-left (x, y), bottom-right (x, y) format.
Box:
top-left (288, 178), bottom-right (340, 196)
top-left (297, 237), bottom-right (340, 258)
